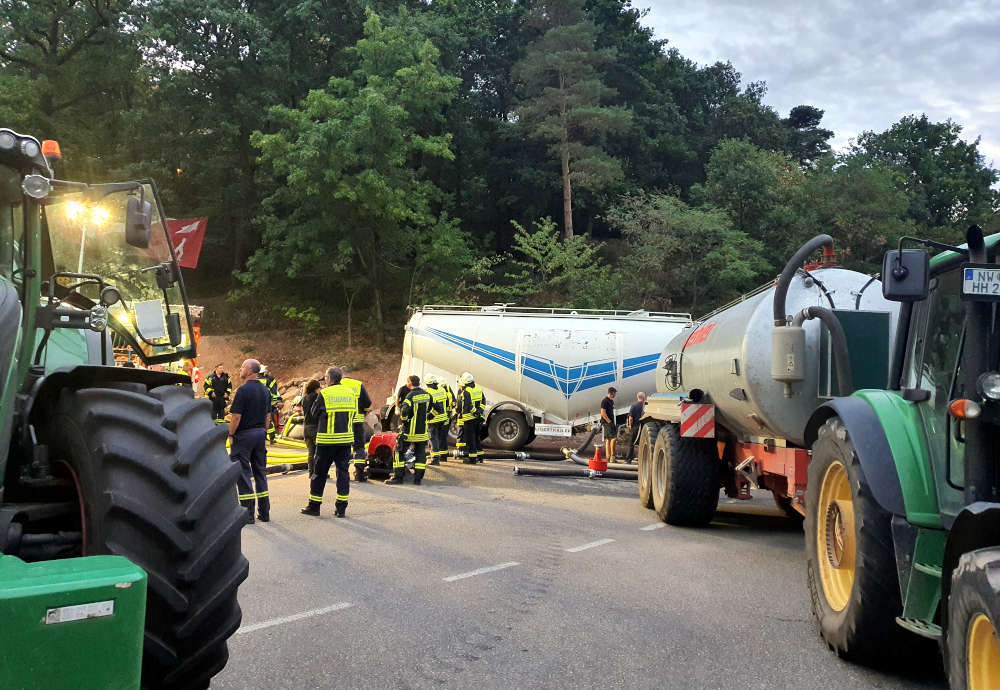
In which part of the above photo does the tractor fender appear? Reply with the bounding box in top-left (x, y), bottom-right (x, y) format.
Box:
top-left (804, 396), bottom-right (906, 517)
top-left (940, 502), bottom-right (1000, 637)
top-left (483, 400), bottom-right (535, 428)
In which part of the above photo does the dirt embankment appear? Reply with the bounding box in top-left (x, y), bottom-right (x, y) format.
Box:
top-left (195, 331), bottom-right (401, 411)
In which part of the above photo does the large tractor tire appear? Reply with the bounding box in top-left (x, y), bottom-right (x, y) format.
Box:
top-left (46, 383), bottom-right (249, 689)
top-left (650, 422), bottom-right (719, 526)
top-left (805, 417), bottom-right (903, 664)
top-left (488, 409), bottom-right (531, 450)
top-left (946, 547), bottom-right (1000, 690)
top-left (636, 422), bottom-right (660, 509)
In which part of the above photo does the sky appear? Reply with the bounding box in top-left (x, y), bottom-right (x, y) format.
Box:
top-left (640, 0), bottom-right (1000, 167)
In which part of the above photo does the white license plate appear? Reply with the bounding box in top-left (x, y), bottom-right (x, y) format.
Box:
top-left (963, 266), bottom-right (1000, 300)
top-left (534, 423), bottom-right (571, 437)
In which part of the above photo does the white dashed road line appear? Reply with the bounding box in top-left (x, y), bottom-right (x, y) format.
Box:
top-left (640, 522), bottom-right (666, 531)
top-left (238, 602), bottom-right (354, 635)
top-left (443, 562), bottom-right (520, 582)
top-left (565, 538), bottom-right (615, 553)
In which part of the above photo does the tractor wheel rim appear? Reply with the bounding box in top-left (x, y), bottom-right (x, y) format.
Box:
top-left (816, 460), bottom-right (855, 612)
top-left (968, 613), bottom-right (1000, 690)
top-left (498, 419), bottom-right (518, 441)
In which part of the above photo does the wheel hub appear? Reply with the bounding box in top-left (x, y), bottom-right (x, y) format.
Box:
top-left (968, 613), bottom-right (1000, 690)
top-left (816, 460), bottom-right (855, 612)
top-left (498, 419), bottom-right (518, 440)
top-left (824, 501), bottom-right (848, 568)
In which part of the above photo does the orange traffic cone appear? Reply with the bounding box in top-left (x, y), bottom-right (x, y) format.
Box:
top-left (589, 446), bottom-right (608, 472)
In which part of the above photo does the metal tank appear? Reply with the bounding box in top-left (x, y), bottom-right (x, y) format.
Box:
top-left (659, 267), bottom-right (900, 446)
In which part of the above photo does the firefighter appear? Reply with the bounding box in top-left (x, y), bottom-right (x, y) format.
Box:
top-left (301, 367), bottom-right (357, 518)
top-left (259, 365), bottom-right (280, 442)
top-left (204, 363), bottom-right (232, 421)
top-left (341, 368), bottom-right (372, 481)
top-left (229, 359), bottom-right (271, 523)
top-left (386, 375), bottom-right (435, 485)
top-left (425, 374), bottom-right (449, 465)
top-left (439, 379), bottom-right (455, 462)
top-left (458, 372), bottom-right (485, 463)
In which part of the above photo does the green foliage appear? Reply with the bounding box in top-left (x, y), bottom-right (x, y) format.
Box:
top-left (606, 193), bottom-right (767, 313)
top-left (283, 306), bottom-right (321, 335)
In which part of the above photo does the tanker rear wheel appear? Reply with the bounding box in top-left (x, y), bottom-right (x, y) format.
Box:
top-left (651, 423), bottom-right (719, 526)
top-left (488, 410), bottom-right (530, 450)
top-left (637, 423), bottom-right (660, 509)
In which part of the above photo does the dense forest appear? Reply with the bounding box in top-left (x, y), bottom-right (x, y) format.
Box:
top-left (3, 0), bottom-right (998, 342)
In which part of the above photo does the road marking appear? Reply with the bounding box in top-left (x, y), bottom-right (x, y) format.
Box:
top-left (237, 602), bottom-right (353, 634)
top-left (565, 538), bottom-right (615, 553)
top-left (443, 562), bottom-right (520, 582)
top-left (640, 522), bottom-right (666, 531)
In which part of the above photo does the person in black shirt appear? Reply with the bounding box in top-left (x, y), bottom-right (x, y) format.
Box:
top-left (624, 392), bottom-right (646, 462)
top-left (204, 364), bottom-right (232, 421)
top-left (600, 387), bottom-right (617, 461)
top-left (301, 379), bottom-right (322, 478)
top-left (229, 358), bottom-right (272, 523)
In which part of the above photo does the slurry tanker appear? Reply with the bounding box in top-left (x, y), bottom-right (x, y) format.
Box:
top-left (391, 305), bottom-right (692, 449)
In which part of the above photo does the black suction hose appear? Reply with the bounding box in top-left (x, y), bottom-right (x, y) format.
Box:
top-left (265, 461), bottom-right (308, 475)
top-left (574, 426), bottom-right (600, 454)
top-left (513, 466), bottom-right (638, 480)
top-left (522, 451), bottom-right (567, 461)
top-left (773, 234), bottom-right (834, 326)
top-left (567, 452), bottom-right (638, 471)
top-left (792, 306), bottom-right (854, 395)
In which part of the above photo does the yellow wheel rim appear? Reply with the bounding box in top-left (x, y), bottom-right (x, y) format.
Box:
top-left (816, 460), bottom-right (855, 612)
top-left (968, 613), bottom-right (1000, 690)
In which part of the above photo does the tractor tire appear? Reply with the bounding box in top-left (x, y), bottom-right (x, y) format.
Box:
top-left (805, 416), bottom-right (903, 664)
top-left (46, 383), bottom-right (249, 689)
top-left (650, 422), bottom-right (720, 526)
top-left (488, 410), bottom-right (530, 450)
top-left (636, 422), bottom-right (660, 509)
top-left (946, 547), bottom-right (1000, 690)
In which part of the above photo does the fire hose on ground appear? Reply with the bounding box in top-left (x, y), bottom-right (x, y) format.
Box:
top-left (512, 466), bottom-right (637, 480)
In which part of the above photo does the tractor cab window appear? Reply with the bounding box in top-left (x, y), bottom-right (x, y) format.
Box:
top-left (0, 165), bottom-right (24, 286)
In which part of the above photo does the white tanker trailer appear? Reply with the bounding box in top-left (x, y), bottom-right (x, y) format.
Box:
top-left (635, 236), bottom-right (901, 524)
top-left (391, 305), bottom-right (692, 449)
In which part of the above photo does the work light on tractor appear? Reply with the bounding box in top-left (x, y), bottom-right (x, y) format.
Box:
top-left (0, 128), bottom-right (247, 689)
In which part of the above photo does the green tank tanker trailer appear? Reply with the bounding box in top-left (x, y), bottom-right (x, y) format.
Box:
top-left (0, 129), bottom-right (248, 688)
top-left (636, 231), bottom-right (1000, 688)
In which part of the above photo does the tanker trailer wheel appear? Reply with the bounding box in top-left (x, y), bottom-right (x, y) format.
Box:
top-left (650, 422), bottom-right (720, 526)
top-left (488, 410), bottom-right (530, 450)
top-left (46, 383), bottom-right (249, 689)
top-left (946, 547), bottom-right (1000, 690)
top-left (805, 416), bottom-right (902, 664)
top-left (636, 422), bottom-right (661, 509)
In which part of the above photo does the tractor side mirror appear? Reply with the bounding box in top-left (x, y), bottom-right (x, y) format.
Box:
top-left (167, 312), bottom-right (182, 346)
top-left (882, 249), bottom-right (929, 302)
top-left (126, 197), bottom-right (152, 249)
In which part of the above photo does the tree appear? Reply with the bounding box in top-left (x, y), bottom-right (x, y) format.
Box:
top-left (782, 105), bottom-right (833, 167)
top-left (850, 114), bottom-right (999, 231)
top-left (607, 193), bottom-right (766, 313)
top-left (513, 0), bottom-right (631, 238)
top-left (247, 10), bottom-right (463, 346)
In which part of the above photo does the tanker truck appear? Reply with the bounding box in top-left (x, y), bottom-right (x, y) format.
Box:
top-left (638, 230), bottom-right (1000, 687)
top-left (390, 305), bottom-right (692, 449)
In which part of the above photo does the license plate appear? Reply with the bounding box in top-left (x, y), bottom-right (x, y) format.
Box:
top-left (962, 264), bottom-right (1000, 301)
top-left (534, 423), bottom-right (571, 437)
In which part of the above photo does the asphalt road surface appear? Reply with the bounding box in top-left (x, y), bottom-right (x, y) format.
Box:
top-left (213, 455), bottom-right (947, 690)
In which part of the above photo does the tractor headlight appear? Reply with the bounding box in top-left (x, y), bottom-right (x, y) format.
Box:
top-left (0, 131), bottom-right (15, 151)
top-left (21, 139), bottom-right (40, 159)
top-left (22, 174), bottom-right (51, 199)
top-left (977, 372), bottom-right (1000, 401)
top-left (89, 305), bottom-right (109, 332)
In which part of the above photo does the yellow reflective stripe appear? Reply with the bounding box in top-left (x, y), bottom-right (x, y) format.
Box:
top-left (238, 492), bottom-right (255, 500)
top-left (336, 494), bottom-right (349, 501)
top-left (353, 459), bottom-right (366, 464)
top-left (309, 494), bottom-right (323, 502)
top-left (415, 463), bottom-right (426, 469)
top-left (256, 491), bottom-right (269, 498)
top-left (393, 461), bottom-right (404, 468)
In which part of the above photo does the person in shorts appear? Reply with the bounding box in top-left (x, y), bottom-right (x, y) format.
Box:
top-left (601, 387), bottom-right (617, 460)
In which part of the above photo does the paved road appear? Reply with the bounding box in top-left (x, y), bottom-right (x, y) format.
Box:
top-left (214, 457), bottom-right (946, 689)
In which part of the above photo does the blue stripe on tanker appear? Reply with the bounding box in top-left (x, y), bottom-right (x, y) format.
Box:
top-left (418, 327), bottom-right (660, 400)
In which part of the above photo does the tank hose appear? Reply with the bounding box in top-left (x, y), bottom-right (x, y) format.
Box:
top-left (265, 461), bottom-right (308, 475)
top-left (567, 452), bottom-right (638, 471)
top-left (792, 306), bottom-right (854, 395)
top-left (513, 466), bottom-right (638, 480)
top-left (563, 426), bottom-right (600, 458)
top-left (774, 234), bottom-right (834, 325)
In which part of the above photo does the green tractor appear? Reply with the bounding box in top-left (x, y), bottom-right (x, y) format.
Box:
top-left (0, 129), bottom-right (247, 688)
top-left (804, 225), bottom-right (1000, 687)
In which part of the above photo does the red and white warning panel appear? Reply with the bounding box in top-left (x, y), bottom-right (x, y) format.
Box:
top-left (680, 403), bottom-right (715, 438)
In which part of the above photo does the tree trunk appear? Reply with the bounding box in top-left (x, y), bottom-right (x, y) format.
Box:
top-left (373, 286), bottom-right (384, 349)
top-left (345, 290), bottom-right (356, 349)
top-left (561, 142), bottom-right (573, 239)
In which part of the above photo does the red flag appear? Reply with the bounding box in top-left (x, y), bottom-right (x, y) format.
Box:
top-left (166, 218), bottom-right (208, 269)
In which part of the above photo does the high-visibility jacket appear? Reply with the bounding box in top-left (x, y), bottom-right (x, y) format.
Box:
top-left (399, 387), bottom-right (432, 442)
top-left (459, 385), bottom-right (485, 422)
top-left (260, 373), bottom-right (280, 406)
top-left (426, 384), bottom-right (448, 424)
top-left (315, 383), bottom-right (358, 445)
top-left (341, 377), bottom-right (372, 424)
top-left (441, 385), bottom-right (455, 419)
top-left (204, 373), bottom-right (232, 400)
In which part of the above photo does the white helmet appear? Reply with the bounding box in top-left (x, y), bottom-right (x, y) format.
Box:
top-left (458, 372), bottom-right (474, 386)
top-left (425, 373), bottom-right (439, 386)
top-left (260, 365), bottom-right (269, 374)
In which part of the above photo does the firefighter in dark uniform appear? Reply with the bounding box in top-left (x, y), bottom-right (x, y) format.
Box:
top-left (439, 380), bottom-right (455, 461)
top-left (458, 372), bottom-right (485, 463)
top-left (228, 359), bottom-right (271, 523)
top-left (386, 375), bottom-right (438, 485)
top-left (260, 365), bottom-right (280, 442)
top-left (301, 367), bottom-right (357, 517)
top-left (426, 374), bottom-right (449, 465)
top-left (341, 369), bottom-right (372, 481)
top-left (204, 363), bottom-right (232, 421)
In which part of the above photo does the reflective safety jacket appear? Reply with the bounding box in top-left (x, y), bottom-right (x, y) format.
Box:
top-left (260, 373), bottom-right (280, 407)
top-left (426, 384), bottom-right (448, 424)
top-left (314, 383), bottom-right (358, 445)
top-left (341, 377), bottom-right (372, 424)
top-left (459, 385), bottom-right (485, 422)
top-left (399, 387), bottom-right (432, 442)
top-left (204, 373), bottom-right (232, 400)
